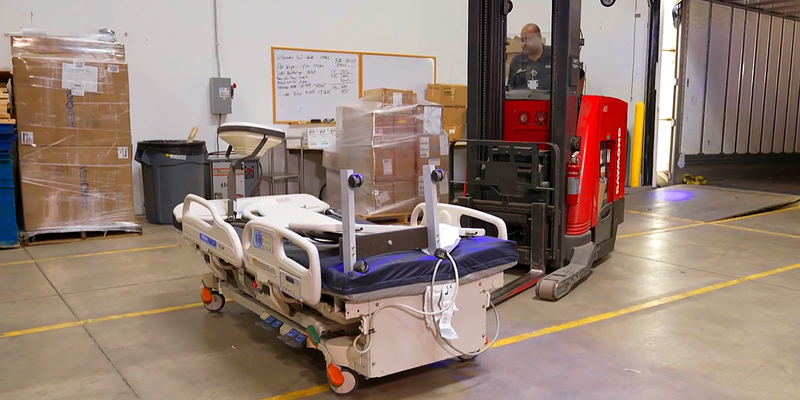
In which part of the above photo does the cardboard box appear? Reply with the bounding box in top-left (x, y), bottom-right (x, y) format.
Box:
top-left (323, 135), bottom-right (416, 182)
top-left (12, 57), bottom-right (132, 147)
top-left (303, 127), bottom-right (335, 149)
top-left (415, 104), bottom-right (444, 135)
top-left (363, 87), bottom-right (418, 108)
top-left (393, 109), bottom-right (417, 136)
top-left (18, 145), bottom-right (136, 231)
top-left (416, 134), bottom-right (450, 174)
top-left (425, 84), bottom-right (466, 132)
top-left (443, 125), bottom-right (464, 142)
top-left (336, 106), bottom-right (396, 145)
top-left (392, 180), bottom-right (421, 214)
top-left (425, 84), bottom-right (467, 106)
top-left (442, 106), bottom-right (467, 127)
top-left (324, 169), bottom-right (397, 216)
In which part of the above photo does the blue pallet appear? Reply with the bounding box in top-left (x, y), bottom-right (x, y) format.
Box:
top-left (0, 125), bottom-right (14, 135)
top-left (0, 188), bottom-right (14, 206)
top-left (0, 237), bottom-right (19, 248)
top-left (0, 163), bottom-right (11, 180)
top-left (0, 205), bottom-right (16, 216)
top-left (0, 139), bottom-right (15, 152)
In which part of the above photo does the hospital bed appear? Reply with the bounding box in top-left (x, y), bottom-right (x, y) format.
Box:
top-left (174, 123), bottom-right (520, 395)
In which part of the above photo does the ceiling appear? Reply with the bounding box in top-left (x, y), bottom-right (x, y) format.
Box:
top-left (714, 0), bottom-right (800, 20)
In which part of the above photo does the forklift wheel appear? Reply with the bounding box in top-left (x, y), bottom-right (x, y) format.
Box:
top-left (536, 279), bottom-right (559, 301)
top-left (600, 0), bottom-right (616, 7)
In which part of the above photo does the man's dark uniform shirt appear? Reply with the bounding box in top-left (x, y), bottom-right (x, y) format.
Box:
top-left (507, 45), bottom-right (552, 91)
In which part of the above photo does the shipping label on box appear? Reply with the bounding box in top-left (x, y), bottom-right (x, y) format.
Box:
top-left (62, 61), bottom-right (99, 95)
top-left (417, 105), bottom-right (443, 135)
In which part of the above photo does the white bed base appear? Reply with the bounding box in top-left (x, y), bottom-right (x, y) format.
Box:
top-left (179, 191), bottom-right (513, 394)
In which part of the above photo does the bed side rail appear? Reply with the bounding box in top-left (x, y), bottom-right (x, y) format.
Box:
top-left (409, 203), bottom-right (509, 240)
top-left (242, 219), bottom-right (322, 306)
top-left (181, 194), bottom-right (244, 267)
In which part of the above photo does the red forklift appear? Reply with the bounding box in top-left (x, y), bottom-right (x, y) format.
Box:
top-left (450, 0), bottom-right (644, 305)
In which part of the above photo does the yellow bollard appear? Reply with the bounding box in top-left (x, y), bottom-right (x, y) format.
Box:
top-left (630, 102), bottom-right (645, 187)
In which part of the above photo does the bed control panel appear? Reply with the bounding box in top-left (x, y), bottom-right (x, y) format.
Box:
top-left (280, 272), bottom-right (302, 300)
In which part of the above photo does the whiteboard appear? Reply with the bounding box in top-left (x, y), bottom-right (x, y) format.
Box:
top-left (361, 53), bottom-right (435, 101)
top-left (272, 48), bottom-right (360, 123)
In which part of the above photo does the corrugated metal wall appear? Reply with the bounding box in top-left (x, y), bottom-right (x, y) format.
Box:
top-left (674, 0), bottom-right (800, 166)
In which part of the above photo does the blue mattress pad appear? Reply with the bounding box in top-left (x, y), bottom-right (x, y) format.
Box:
top-left (283, 236), bottom-right (518, 297)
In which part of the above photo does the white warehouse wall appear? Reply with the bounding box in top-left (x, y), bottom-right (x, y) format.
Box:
top-left (1, 0), bottom-right (647, 215)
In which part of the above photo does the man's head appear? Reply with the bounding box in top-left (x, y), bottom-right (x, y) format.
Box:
top-left (520, 23), bottom-right (544, 59)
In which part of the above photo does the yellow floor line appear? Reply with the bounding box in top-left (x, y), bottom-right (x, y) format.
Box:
top-left (713, 224), bottom-right (800, 240)
top-left (493, 261), bottom-right (800, 347)
top-left (259, 260), bottom-right (800, 400)
top-left (0, 302), bottom-right (203, 339)
top-left (262, 385), bottom-right (330, 400)
top-left (626, 204), bottom-right (800, 226)
top-left (0, 244), bottom-right (179, 267)
top-left (711, 204), bottom-right (800, 224)
top-left (617, 222), bottom-right (705, 238)
top-left (626, 210), bottom-right (700, 223)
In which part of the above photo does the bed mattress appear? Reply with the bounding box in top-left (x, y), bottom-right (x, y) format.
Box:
top-left (283, 236), bottom-right (518, 302)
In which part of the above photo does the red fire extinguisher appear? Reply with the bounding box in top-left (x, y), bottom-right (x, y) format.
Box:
top-left (566, 154), bottom-right (580, 205)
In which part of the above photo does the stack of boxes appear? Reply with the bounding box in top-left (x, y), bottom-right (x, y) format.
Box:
top-left (0, 122), bottom-right (18, 247)
top-left (323, 88), bottom-right (450, 218)
top-left (425, 84), bottom-right (467, 142)
top-left (11, 35), bottom-right (137, 233)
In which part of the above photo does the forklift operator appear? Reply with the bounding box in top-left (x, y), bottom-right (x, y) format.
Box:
top-left (507, 23), bottom-right (552, 91)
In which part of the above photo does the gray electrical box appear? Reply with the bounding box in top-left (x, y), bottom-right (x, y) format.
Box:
top-left (205, 154), bottom-right (260, 199)
top-left (209, 77), bottom-right (232, 114)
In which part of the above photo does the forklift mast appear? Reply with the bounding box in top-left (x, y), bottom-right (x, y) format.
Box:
top-left (467, 0), bottom-right (583, 271)
top-left (461, 0), bottom-right (628, 304)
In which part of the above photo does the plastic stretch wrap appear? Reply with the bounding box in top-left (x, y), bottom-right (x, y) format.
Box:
top-left (11, 33), bottom-right (138, 233)
top-left (323, 88), bottom-right (450, 217)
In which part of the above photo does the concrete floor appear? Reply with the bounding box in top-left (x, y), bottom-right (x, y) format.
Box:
top-left (2, 203), bottom-right (800, 399)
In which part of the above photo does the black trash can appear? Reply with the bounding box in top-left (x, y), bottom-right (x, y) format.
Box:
top-left (135, 140), bottom-right (207, 224)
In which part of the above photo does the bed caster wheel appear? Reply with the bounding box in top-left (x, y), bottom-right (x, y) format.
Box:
top-left (327, 365), bottom-right (358, 396)
top-left (458, 354), bottom-right (478, 362)
top-left (201, 287), bottom-right (225, 313)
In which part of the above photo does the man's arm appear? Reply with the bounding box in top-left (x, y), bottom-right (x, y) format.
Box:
top-left (507, 56), bottom-right (518, 88)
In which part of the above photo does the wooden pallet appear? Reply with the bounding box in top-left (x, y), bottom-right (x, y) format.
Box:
top-left (19, 227), bottom-right (143, 246)
top-left (0, 89), bottom-right (8, 120)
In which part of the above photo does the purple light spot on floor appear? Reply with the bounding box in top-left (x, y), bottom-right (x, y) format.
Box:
top-left (659, 190), bottom-right (692, 202)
